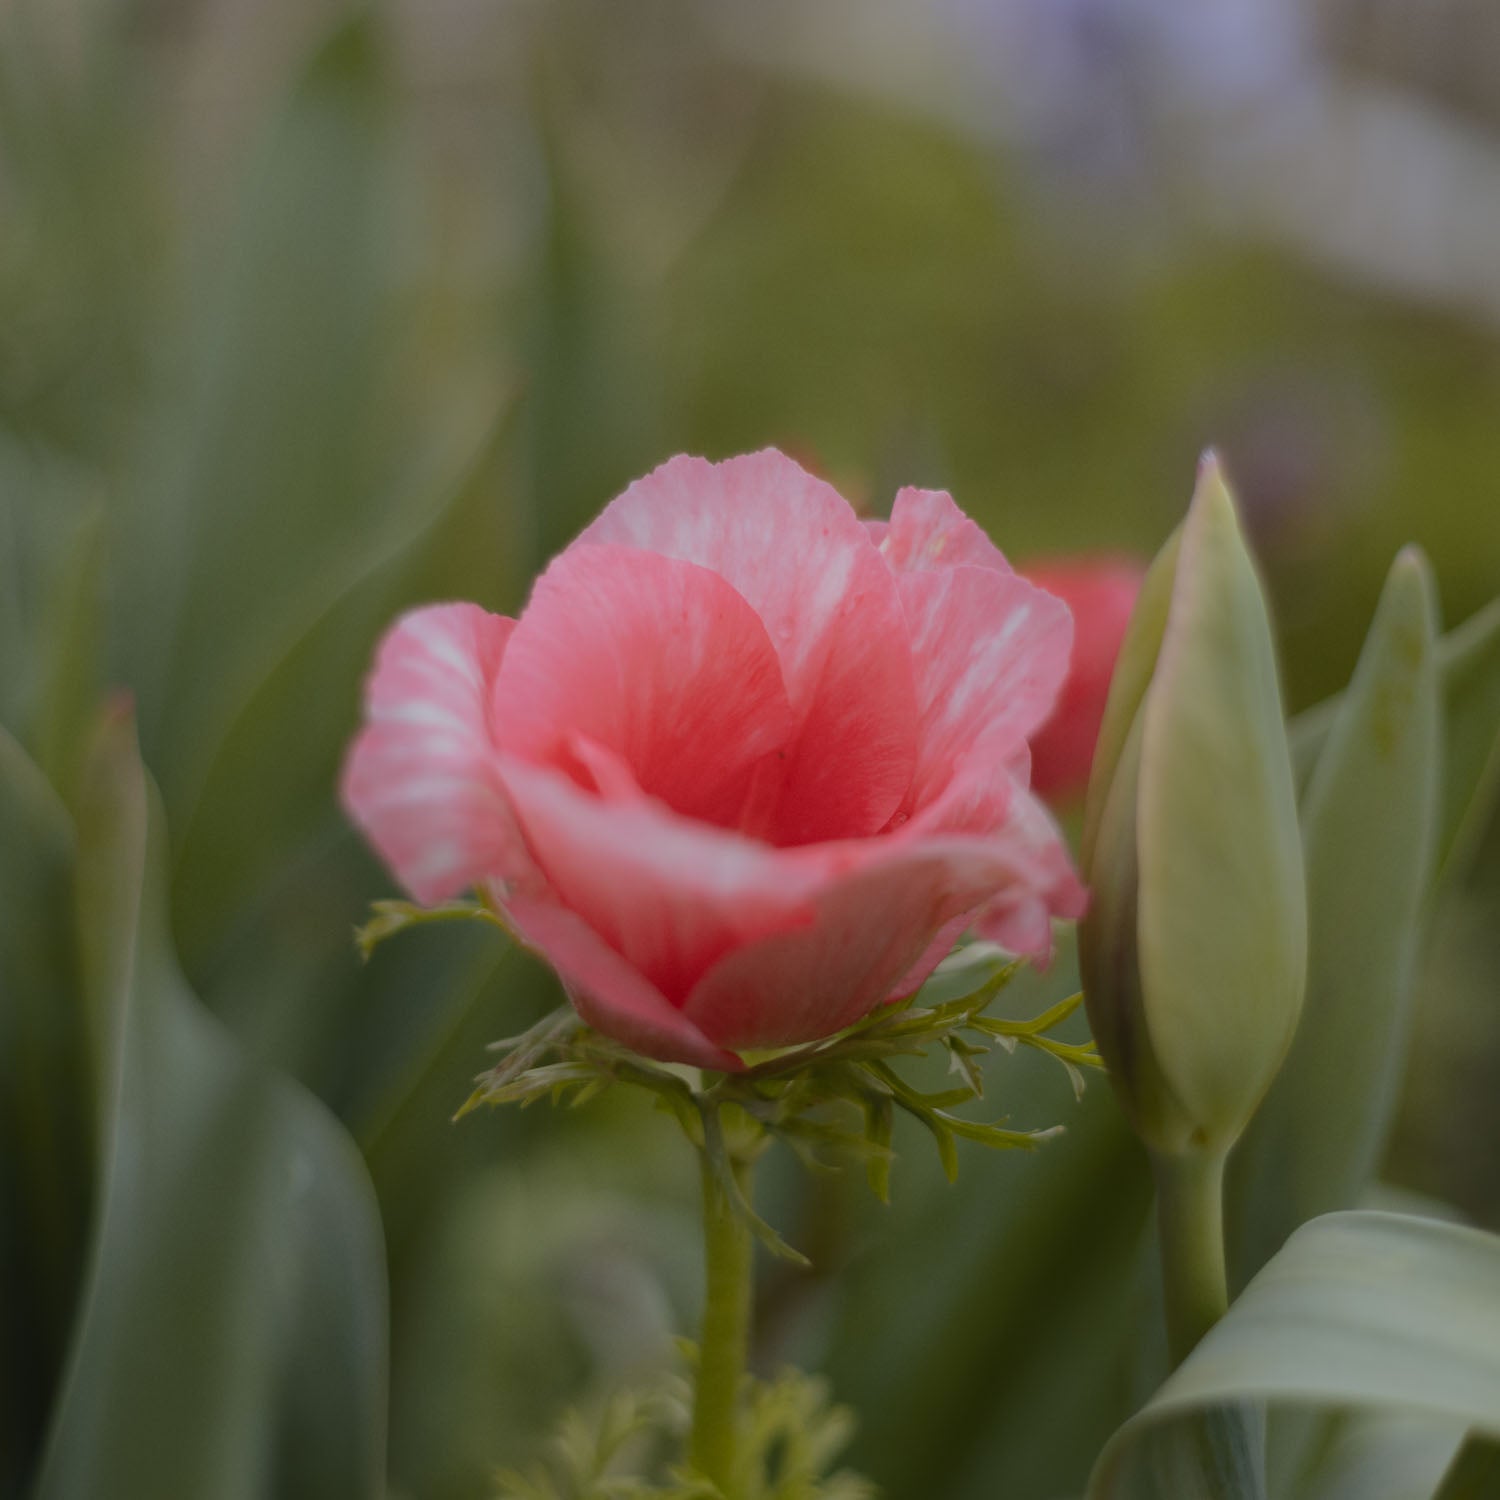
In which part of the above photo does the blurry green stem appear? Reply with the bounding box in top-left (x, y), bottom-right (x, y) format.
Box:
top-left (1152, 1147), bottom-right (1229, 1366)
top-left (691, 1148), bottom-right (754, 1493)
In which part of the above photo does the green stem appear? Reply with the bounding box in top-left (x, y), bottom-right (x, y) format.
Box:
top-left (1152, 1147), bottom-right (1229, 1366)
top-left (691, 1148), bottom-right (754, 1493)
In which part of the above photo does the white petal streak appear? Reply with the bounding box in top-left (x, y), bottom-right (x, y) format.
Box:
top-left (341, 603), bottom-right (526, 904)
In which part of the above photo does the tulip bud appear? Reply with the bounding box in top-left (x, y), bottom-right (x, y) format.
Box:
top-left (1080, 455), bottom-right (1307, 1159)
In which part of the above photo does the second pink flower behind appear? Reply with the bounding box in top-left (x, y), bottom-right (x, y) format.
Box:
top-left (343, 450), bottom-right (1086, 1069)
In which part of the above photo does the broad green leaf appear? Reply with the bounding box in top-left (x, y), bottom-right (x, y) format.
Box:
top-left (1289, 693), bottom-right (1340, 793)
top-left (33, 708), bottom-right (388, 1500)
top-left (168, 392), bottom-right (516, 978)
top-left (0, 728), bottom-right (91, 1494)
top-left (1229, 549), bottom-right (1441, 1286)
top-left (1090, 1212), bottom-right (1500, 1500)
top-left (116, 16), bottom-right (401, 813)
top-left (511, 79), bottom-right (671, 578)
top-left (30, 503), bottom-right (105, 808)
top-left (0, 3), bottom-right (151, 467)
top-left (159, 403), bottom-right (528, 1115)
top-left (1127, 1405), bottom-right (1267, 1500)
top-left (0, 440), bottom-right (105, 762)
top-left (1434, 1436), bottom-right (1500, 1500)
top-left (1289, 592), bottom-right (1500, 888)
top-left (1291, 1412), bottom-right (1466, 1500)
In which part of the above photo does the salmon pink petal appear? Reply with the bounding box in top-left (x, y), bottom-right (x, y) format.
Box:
top-left (901, 758), bottom-right (1086, 958)
top-left (682, 761), bottom-right (1069, 1049)
top-left (879, 486), bottom-right (1012, 574)
top-left (962, 780), bottom-right (1089, 957)
top-left (493, 543), bottom-right (795, 829)
top-left (886, 914), bottom-right (975, 1000)
top-left (874, 487), bottom-right (1072, 809)
top-left (563, 732), bottom-right (647, 801)
top-left (682, 832), bottom-right (1032, 1050)
top-left (340, 603), bottom-right (524, 904)
top-left (896, 563), bottom-right (1073, 810)
top-left (580, 450), bottom-right (918, 844)
top-left (1024, 558), bottom-right (1145, 801)
top-left (497, 755), bottom-right (825, 1005)
top-left (502, 897), bottom-right (741, 1071)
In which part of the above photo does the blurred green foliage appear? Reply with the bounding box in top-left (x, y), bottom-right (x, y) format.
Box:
top-left (2, 3), bottom-right (1500, 1498)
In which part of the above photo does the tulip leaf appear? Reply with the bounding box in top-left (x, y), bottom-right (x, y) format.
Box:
top-left (1289, 694), bottom-right (1341, 792)
top-left (1090, 1211), bottom-right (1500, 1500)
top-left (32, 708), bottom-right (388, 1500)
top-left (167, 389), bottom-right (517, 981)
top-left (1434, 1437), bottom-right (1500, 1500)
top-left (117, 15), bottom-right (398, 812)
top-left (29, 502), bottom-right (105, 808)
top-left (0, 727), bottom-right (92, 1493)
top-left (155, 381), bottom-right (520, 1135)
top-left (1229, 548), bottom-right (1441, 1286)
top-left (1289, 592), bottom-right (1500, 889)
top-left (1289, 1412), bottom-right (1467, 1500)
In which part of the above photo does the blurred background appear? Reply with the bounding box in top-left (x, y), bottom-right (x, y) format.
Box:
top-left (3, 2), bottom-right (1499, 1497)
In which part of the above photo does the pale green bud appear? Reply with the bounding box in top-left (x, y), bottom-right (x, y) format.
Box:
top-left (1080, 455), bottom-right (1307, 1157)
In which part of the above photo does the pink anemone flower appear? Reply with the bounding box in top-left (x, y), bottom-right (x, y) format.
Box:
top-left (342, 450), bottom-right (1086, 1071)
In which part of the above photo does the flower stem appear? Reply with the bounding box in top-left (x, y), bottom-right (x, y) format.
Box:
top-left (690, 1147), bottom-right (754, 1494)
top-left (1152, 1146), bottom-right (1229, 1366)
